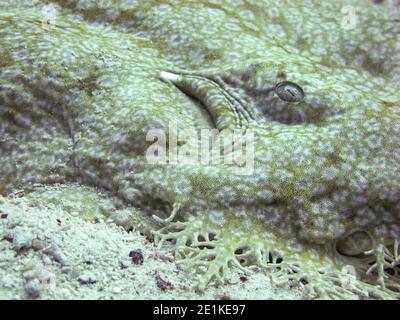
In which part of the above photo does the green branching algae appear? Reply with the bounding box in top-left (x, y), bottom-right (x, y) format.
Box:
top-left (1, 0), bottom-right (400, 299)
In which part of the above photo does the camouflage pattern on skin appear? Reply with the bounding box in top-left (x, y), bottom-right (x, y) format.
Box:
top-left (0, 0), bottom-right (400, 298)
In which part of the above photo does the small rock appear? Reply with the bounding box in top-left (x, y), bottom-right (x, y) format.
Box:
top-left (151, 252), bottom-right (174, 263)
top-left (23, 269), bottom-right (38, 280)
top-left (25, 279), bottom-right (41, 299)
top-left (112, 287), bottom-right (122, 294)
top-left (129, 249), bottom-right (144, 265)
top-left (60, 288), bottom-right (71, 299)
top-left (31, 238), bottom-right (46, 251)
top-left (3, 233), bottom-right (13, 243)
top-left (83, 256), bottom-right (94, 265)
top-left (78, 272), bottom-right (97, 285)
top-left (62, 204), bottom-right (74, 212)
top-left (6, 215), bottom-right (21, 228)
top-left (155, 271), bottom-right (174, 291)
top-left (12, 231), bottom-right (34, 250)
top-left (64, 267), bottom-right (80, 279)
top-left (110, 274), bottom-right (120, 281)
top-left (43, 245), bottom-right (66, 266)
top-left (42, 256), bottom-right (53, 265)
top-left (70, 211), bottom-right (79, 217)
top-left (1, 275), bottom-right (16, 289)
top-left (110, 211), bottom-right (128, 225)
top-left (93, 215), bottom-right (103, 223)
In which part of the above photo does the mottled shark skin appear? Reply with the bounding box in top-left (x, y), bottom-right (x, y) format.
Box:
top-left (1, 0), bottom-right (400, 298)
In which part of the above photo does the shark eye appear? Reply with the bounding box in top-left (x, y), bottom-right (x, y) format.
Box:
top-left (275, 81), bottom-right (304, 103)
top-left (336, 230), bottom-right (373, 256)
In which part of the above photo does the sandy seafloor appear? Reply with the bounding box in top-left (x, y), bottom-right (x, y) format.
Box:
top-left (0, 184), bottom-right (306, 300)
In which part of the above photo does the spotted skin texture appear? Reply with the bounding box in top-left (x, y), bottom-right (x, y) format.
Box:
top-left (1, 0), bottom-right (400, 298)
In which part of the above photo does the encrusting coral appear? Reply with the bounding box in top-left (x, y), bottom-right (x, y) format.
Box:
top-left (1, 0), bottom-right (400, 299)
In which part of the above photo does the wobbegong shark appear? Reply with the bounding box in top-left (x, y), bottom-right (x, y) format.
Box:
top-left (1, 0), bottom-right (400, 298)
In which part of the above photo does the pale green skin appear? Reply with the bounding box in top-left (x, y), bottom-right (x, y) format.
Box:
top-left (1, 0), bottom-right (400, 298)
